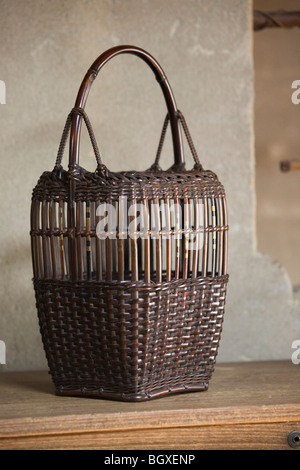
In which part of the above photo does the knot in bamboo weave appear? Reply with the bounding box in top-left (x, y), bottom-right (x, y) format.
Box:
top-left (30, 46), bottom-right (229, 401)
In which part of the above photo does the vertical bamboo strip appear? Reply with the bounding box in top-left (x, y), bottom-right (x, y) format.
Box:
top-left (76, 201), bottom-right (83, 280)
top-left (58, 198), bottom-right (65, 279)
top-left (130, 200), bottom-right (138, 282)
top-left (124, 199), bottom-right (130, 279)
top-left (137, 237), bottom-right (142, 280)
top-left (38, 203), bottom-right (43, 277)
top-left (183, 197), bottom-right (189, 280)
top-left (192, 198), bottom-right (200, 278)
top-left (175, 197), bottom-right (181, 280)
top-left (37, 201), bottom-right (43, 278)
top-left (106, 201), bottom-right (113, 282)
top-left (102, 238), bottom-right (106, 278)
top-left (217, 197), bottom-right (223, 276)
top-left (86, 201), bottom-right (92, 280)
top-left (111, 201), bottom-right (117, 277)
top-left (118, 197), bottom-right (126, 282)
top-left (170, 199), bottom-right (175, 277)
top-left (144, 199), bottom-right (151, 284)
top-left (41, 200), bottom-right (49, 278)
top-left (136, 200), bottom-right (143, 279)
top-left (49, 200), bottom-right (57, 279)
top-left (117, 238), bottom-right (124, 281)
top-left (96, 200), bottom-right (102, 281)
top-left (31, 200), bottom-right (40, 278)
top-left (90, 201), bottom-right (96, 279)
top-left (149, 202), bottom-right (155, 279)
top-left (164, 199), bottom-right (172, 281)
top-left (211, 197), bottom-right (217, 277)
top-left (63, 202), bottom-right (69, 277)
top-left (79, 202), bottom-right (86, 276)
top-left (154, 200), bottom-right (162, 283)
top-left (106, 238), bottom-right (112, 281)
top-left (202, 197), bottom-right (208, 277)
top-left (181, 197), bottom-right (189, 311)
top-left (223, 197), bottom-right (229, 275)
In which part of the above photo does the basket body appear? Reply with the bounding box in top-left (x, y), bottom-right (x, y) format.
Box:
top-left (31, 168), bottom-right (228, 401)
top-left (30, 46), bottom-right (229, 401)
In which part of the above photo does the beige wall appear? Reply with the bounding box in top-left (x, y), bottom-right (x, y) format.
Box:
top-left (254, 0), bottom-right (300, 285)
top-left (0, 0), bottom-right (299, 371)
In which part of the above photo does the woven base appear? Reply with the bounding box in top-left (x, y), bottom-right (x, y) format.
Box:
top-left (34, 275), bottom-right (228, 402)
top-left (55, 381), bottom-right (209, 402)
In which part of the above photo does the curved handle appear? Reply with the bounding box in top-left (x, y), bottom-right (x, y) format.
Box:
top-left (69, 45), bottom-right (185, 170)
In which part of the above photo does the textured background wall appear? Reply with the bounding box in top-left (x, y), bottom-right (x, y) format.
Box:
top-left (0, 0), bottom-right (298, 371)
top-left (254, 0), bottom-right (300, 286)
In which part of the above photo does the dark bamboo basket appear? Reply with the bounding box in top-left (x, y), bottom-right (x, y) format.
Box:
top-left (30, 45), bottom-right (229, 401)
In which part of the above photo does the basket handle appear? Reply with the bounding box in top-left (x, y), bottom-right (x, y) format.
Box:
top-left (69, 45), bottom-right (185, 172)
top-left (152, 111), bottom-right (203, 171)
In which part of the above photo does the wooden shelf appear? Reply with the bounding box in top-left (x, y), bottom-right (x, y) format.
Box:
top-left (0, 361), bottom-right (299, 450)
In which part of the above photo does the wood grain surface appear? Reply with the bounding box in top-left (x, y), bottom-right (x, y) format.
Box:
top-left (0, 361), bottom-right (299, 450)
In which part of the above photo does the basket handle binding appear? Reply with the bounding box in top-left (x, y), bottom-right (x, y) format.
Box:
top-left (152, 110), bottom-right (202, 171)
top-left (54, 107), bottom-right (202, 173)
top-left (54, 107), bottom-right (102, 172)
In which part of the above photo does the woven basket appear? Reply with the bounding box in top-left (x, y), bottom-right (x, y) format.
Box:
top-left (31, 45), bottom-right (229, 401)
